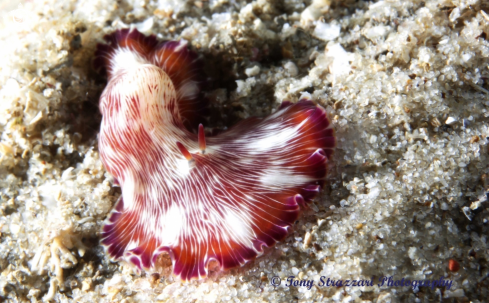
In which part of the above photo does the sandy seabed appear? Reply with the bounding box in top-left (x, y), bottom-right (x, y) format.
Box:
top-left (0, 0), bottom-right (488, 302)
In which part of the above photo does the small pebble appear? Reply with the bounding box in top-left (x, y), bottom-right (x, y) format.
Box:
top-left (448, 259), bottom-right (460, 272)
top-left (284, 61), bottom-right (298, 76)
top-left (445, 117), bottom-right (457, 125)
top-left (470, 135), bottom-right (479, 143)
top-left (245, 66), bottom-right (260, 77)
top-left (303, 232), bottom-right (312, 249)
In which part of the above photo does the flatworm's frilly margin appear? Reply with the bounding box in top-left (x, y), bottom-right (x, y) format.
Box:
top-left (95, 29), bottom-right (335, 281)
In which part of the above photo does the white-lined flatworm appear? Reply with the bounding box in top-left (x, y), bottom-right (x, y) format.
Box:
top-left (95, 29), bottom-right (335, 281)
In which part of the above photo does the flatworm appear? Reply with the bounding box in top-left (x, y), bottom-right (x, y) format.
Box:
top-left (95, 29), bottom-right (335, 281)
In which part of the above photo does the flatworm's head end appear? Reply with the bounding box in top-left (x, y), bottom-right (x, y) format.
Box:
top-left (93, 28), bottom-right (158, 77)
top-left (94, 28), bottom-right (208, 131)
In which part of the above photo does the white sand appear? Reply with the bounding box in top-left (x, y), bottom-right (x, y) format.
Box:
top-left (0, 0), bottom-right (488, 302)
